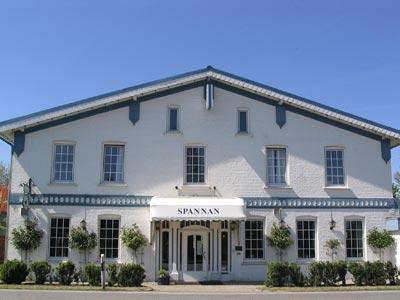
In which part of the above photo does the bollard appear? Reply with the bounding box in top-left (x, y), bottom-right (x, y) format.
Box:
top-left (101, 253), bottom-right (105, 290)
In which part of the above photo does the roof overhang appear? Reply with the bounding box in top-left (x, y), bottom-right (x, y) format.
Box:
top-left (149, 196), bottom-right (247, 221)
top-left (1, 66), bottom-right (399, 147)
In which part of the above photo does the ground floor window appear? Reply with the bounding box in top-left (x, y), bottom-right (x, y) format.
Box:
top-left (346, 220), bottom-right (363, 258)
top-left (244, 220), bottom-right (264, 260)
top-left (99, 219), bottom-right (119, 259)
top-left (297, 219), bottom-right (316, 259)
top-left (161, 231), bottom-right (169, 270)
top-left (49, 217), bottom-right (70, 258)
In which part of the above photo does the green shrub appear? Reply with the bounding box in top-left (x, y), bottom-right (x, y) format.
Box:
top-left (348, 262), bottom-right (365, 286)
top-left (364, 261), bottom-right (386, 285)
top-left (266, 223), bottom-right (293, 261)
top-left (85, 264), bottom-right (101, 286)
top-left (308, 262), bottom-right (324, 286)
top-left (56, 261), bottom-right (75, 285)
top-left (335, 261), bottom-right (348, 286)
top-left (308, 261), bottom-right (347, 286)
top-left (385, 261), bottom-right (399, 285)
top-left (117, 263), bottom-right (145, 287)
top-left (0, 260), bottom-right (29, 284)
top-left (107, 263), bottom-right (119, 286)
top-left (30, 261), bottom-right (51, 284)
top-left (265, 262), bottom-right (305, 287)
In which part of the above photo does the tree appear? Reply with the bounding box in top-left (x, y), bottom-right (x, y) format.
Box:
top-left (393, 171), bottom-right (400, 198)
top-left (324, 239), bottom-right (341, 262)
top-left (69, 220), bottom-right (97, 265)
top-left (0, 161), bottom-right (9, 186)
top-left (367, 227), bottom-right (395, 261)
top-left (266, 223), bottom-right (293, 261)
top-left (11, 220), bottom-right (43, 262)
top-left (121, 223), bottom-right (147, 263)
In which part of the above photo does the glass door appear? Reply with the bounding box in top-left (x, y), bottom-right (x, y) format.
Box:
top-left (182, 231), bottom-right (208, 281)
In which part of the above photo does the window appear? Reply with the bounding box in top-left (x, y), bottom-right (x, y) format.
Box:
top-left (297, 220), bottom-right (316, 259)
top-left (267, 148), bottom-right (287, 185)
top-left (167, 107), bottom-right (179, 132)
top-left (245, 220), bottom-right (264, 259)
top-left (53, 144), bottom-right (74, 182)
top-left (185, 146), bottom-right (205, 183)
top-left (103, 145), bottom-right (125, 183)
top-left (325, 149), bottom-right (345, 186)
top-left (237, 109), bottom-right (248, 133)
top-left (99, 219), bottom-right (120, 259)
top-left (161, 221), bottom-right (170, 271)
top-left (345, 220), bottom-right (363, 258)
top-left (49, 217), bottom-right (70, 258)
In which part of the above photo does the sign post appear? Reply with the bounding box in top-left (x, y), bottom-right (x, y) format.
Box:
top-left (100, 254), bottom-right (105, 290)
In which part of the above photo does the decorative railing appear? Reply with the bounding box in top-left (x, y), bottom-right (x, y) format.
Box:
top-left (8, 193), bottom-right (397, 209)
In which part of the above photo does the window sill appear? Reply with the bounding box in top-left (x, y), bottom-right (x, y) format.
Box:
top-left (48, 182), bottom-right (77, 187)
top-left (324, 186), bottom-right (350, 190)
top-left (48, 257), bottom-right (69, 262)
top-left (235, 132), bottom-right (253, 137)
top-left (98, 183), bottom-right (128, 187)
top-left (242, 260), bottom-right (267, 265)
top-left (165, 130), bottom-right (183, 136)
top-left (264, 185), bottom-right (292, 189)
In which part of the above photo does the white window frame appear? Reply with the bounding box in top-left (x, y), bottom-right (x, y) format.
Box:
top-left (166, 105), bottom-right (181, 133)
top-left (51, 142), bottom-right (76, 183)
top-left (98, 216), bottom-right (121, 261)
top-left (184, 145), bottom-right (206, 185)
top-left (48, 216), bottom-right (71, 260)
top-left (345, 218), bottom-right (364, 260)
top-left (237, 108), bottom-right (249, 134)
top-left (325, 147), bottom-right (346, 187)
top-left (296, 218), bottom-right (316, 260)
top-left (244, 220), bottom-right (265, 261)
top-left (266, 146), bottom-right (288, 187)
top-left (101, 143), bottom-right (125, 184)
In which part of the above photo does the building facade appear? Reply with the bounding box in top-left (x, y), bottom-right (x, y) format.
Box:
top-left (1, 66), bottom-right (399, 282)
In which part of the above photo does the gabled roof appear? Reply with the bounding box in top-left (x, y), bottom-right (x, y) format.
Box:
top-left (1, 66), bottom-right (399, 147)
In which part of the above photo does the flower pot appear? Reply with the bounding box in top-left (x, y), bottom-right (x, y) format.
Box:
top-left (157, 276), bottom-right (170, 285)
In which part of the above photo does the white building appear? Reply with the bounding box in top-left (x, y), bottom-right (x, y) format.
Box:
top-left (0, 66), bottom-right (399, 282)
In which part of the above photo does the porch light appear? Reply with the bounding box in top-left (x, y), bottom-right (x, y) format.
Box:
top-left (80, 219), bottom-right (87, 229)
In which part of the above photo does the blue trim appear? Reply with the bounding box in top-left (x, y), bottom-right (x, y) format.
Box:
top-left (381, 138), bottom-right (391, 163)
top-left (8, 193), bottom-right (396, 209)
top-left (1, 66), bottom-right (398, 142)
top-left (129, 101), bottom-right (140, 125)
top-left (13, 131), bottom-right (25, 156)
top-left (276, 104), bottom-right (286, 128)
top-left (0, 136), bottom-right (12, 146)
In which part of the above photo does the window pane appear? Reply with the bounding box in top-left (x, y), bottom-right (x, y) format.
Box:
top-left (266, 148), bottom-right (286, 185)
top-left (185, 147), bottom-right (205, 183)
top-left (169, 108), bottom-right (178, 131)
top-left (103, 145), bottom-right (124, 183)
top-left (99, 219), bottom-right (120, 259)
top-left (244, 220), bottom-right (264, 259)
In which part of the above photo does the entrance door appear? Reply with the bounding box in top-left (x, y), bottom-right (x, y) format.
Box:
top-left (182, 231), bottom-right (208, 281)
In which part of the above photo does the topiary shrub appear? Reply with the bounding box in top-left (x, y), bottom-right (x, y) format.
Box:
top-left (56, 261), bottom-right (75, 285)
top-left (107, 263), bottom-right (119, 286)
top-left (117, 263), bottom-right (145, 287)
top-left (85, 264), bottom-right (101, 286)
top-left (324, 239), bottom-right (341, 262)
top-left (121, 224), bottom-right (147, 263)
top-left (385, 261), bottom-right (399, 285)
top-left (265, 262), bottom-right (305, 287)
top-left (367, 228), bottom-right (395, 261)
top-left (308, 262), bottom-right (324, 286)
top-left (69, 221), bottom-right (97, 265)
top-left (30, 261), bottom-right (51, 284)
top-left (0, 260), bottom-right (29, 284)
top-left (266, 223), bottom-right (293, 261)
top-left (11, 220), bottom-right (43, 262)
top-left (348, 262), bottom-right (365, 286)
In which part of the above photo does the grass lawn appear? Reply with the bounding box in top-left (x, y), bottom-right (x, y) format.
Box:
top-left (0, 283), bottom-right (153, 292)
top-left (259, 285), bottom-right (400, 292)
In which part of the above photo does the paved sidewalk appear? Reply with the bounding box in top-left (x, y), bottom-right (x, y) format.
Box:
top-left (146, 282), bottom-right (263, 293)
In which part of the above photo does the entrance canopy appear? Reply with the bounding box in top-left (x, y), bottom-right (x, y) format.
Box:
top-left (150, 197), bottom-right (246, 221)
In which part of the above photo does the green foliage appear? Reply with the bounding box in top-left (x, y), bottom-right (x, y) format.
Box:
top-left (121, 224), bottom-right (147, 254)
top-left (56, 261), bottom-right (75, 285)
top-left (0, 260), bottom-right (29, 284)
top-left (117, 263), bottom-right (145, 287)
top-left (266, 223), bottom-right (293, 260)
top-left (385, 261), bottom-right (399, 285)
top-left (308, 261), bottom-right (348, 286)
top-left (0, 161), bottom-right (9, 185)
top-left (85, 264), bottom-right (101, 286)
top-left (324, 239), bottom-right (341, 261)
top-left (30, 261), bottom-right (51, 284)
top-left (348, 261), bottom-right (388, 286)
top-left (158, 268), bottom-right (169, 278)
top-left (107, 263), bottom-right (119, 286)
top-left (367, 228), bottom-right (395, 250)
top-left (69, 223), bottom-right (97, 251)
top-left (11, 220), bottom-right (43, 253)
top-left (265, 262), bottom-right (305, 287)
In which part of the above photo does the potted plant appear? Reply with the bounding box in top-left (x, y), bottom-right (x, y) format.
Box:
top-left (157, 268), bottom-right (170, 285)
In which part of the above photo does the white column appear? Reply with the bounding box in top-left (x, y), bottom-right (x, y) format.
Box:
top-left (211, 221), bottom-right (219, 279)
top-left (170, 221), bottom-right (179, 280)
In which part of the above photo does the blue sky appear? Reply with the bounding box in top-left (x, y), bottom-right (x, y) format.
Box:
top-left (0, 0), bottom-right (399, 179)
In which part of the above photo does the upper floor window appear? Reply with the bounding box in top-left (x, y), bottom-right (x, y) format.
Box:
top-left (325, 148), bottom-right (345, 186)
top-left (244, 220), bottom-right (264, 260)
top-left (53, 143), bottom-right (75, 182)
top-left (167, 106), bottom-right (179, 132)
top-left (103, 145), bottom-right (125, 183)
top-left (49, 217), bottom-right (70, 258)
top-left (297, 220), bottom-right (316, 259)
top-left (237, 109), bottom-right (248, 133)
top-left (266, 147), bottom-right (287, 186)
top-left (345, 220), bottom-right (363, 258)
top-left (185, 146), bottom-right (205, 184)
